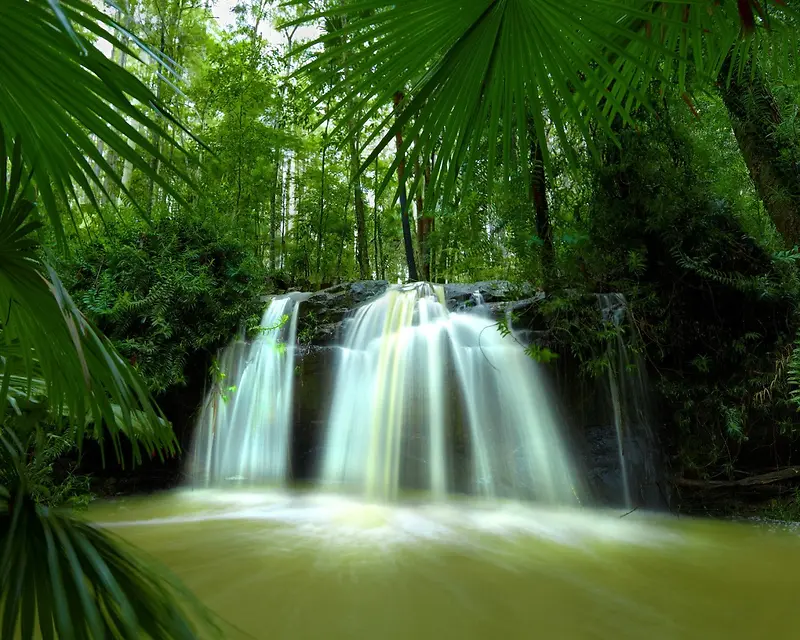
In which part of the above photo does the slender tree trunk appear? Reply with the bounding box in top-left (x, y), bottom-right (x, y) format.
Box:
top-left (147, 27), bottom-right (166, 215)
top-left (350, 128), bottom-right (371, 279)
top-left (528, 116), bottom-right (555, 281)
top-left (278, 28), bottom-right (298, 273)
top-left (94, 137), bottom-right (105, 179)
top-left (414, 154), bottom-right (433, 281)
top-left (115, 7), bottom-right (132, 201)
top-left (235, 101), bottom-right (244, 218)
top-left (281, 151), bottom-right (292, 270)
top-left (720, 55), bottom-right (800, 245)
top-left (269, 153), bottom-right (281, 271)
top-left (394, 92), bottom-right (418, 282)
top-left (373, 156), bottom-right (381, 278)
top-left (315, 118), bottom-right (330, 283)
top-left (428, 154), bottom-right (438, 281)
top-left (336, 189), bottom-right (353, 282)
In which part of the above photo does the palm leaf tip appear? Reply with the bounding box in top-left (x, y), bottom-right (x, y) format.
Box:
top-left (0, 0), bottom-right (202, 241)
top-left (0, 494), bottom-right (221, 640)
top-left (0, 126), bottom-right (175, 463)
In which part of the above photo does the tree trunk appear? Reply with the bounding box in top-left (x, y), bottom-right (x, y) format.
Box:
top-left (720, 55), bottom-right (800, 246)
top-left (315, 119), bottom-right (329, 283)
top-left (114, 6), bottom-right (133, 203)
top-left (275, 28), bottom-right (298, 273)
top-left (349, 128), bottom-right (371, 279)
top-left (414, 154), bottom-right (433, 281)
top-left (373, 156), bottom-right (380, 278)
top-left (269, 152), bottom-right (281, 271)
top-left (394, 92), bottom-right (418, 282)
top-left (147, 27), bottom-right (166, 216)
top-left (336, 188), bottom-right (353, 282)
top-left (528, 116), bottom-right (555, 281)
top-left (282, 151), bottom-right (292, 271)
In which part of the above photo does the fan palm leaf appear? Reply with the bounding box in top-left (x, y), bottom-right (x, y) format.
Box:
top-left (0, 0), bottom-right (199, 245)
top-left (0, 3), bottom-right (220, 637)
top-left (292, 0), bottom-right (800, 202)
top-left (0, 128), bottom-right (174, 462)
top-left (0, 441), bottom-right (219, 640)
top-left (0, 126), bottom-right (219, 637)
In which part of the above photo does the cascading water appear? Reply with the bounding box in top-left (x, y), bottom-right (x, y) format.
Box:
top-left (190, 295), bottom-right (304, 486)
top-left (320, 282), bottom-right (581, 504)
top-left (597, 293), bottom-right (659, 508)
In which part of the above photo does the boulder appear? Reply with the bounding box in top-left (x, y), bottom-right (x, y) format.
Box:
top-left (444, 281), bottom-right (537, 310)
top-left (291, 345), bottom-right (339, 479)
top-left (296, 281), bottom-right (389, 345)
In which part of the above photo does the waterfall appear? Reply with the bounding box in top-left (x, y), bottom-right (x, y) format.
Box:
top-left (597, 293), bottom-right (657, 508)
top-left (190, 296), bottom-right (303, 486)
top-left (320, 282), bottom-right (580, 504)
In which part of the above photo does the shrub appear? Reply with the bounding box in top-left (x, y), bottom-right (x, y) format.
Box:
top-left (59, 209), bottom-right (267, 394)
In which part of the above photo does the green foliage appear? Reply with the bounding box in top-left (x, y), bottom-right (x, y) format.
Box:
top-left (430, 192), bottom-right (510, 282)
top-left (0, 0), bottom-right (196, 244)
top-left (787, 328), bottom-right (800, 410)
top-left (761, 488), bottom-right (800, 522)
top-left (545, 100), bottom-right (800, 478)
top-left (58, 209), bottom-right (267, 393)
top-left (297, 311), bottom-right (319, 345)
top-left (0, 457), bottom-right (219, 639)
top-left (0, 424), bottom-right (92, 511)
top-left (210, 356), bottom-right (239, 405)
top-left (0, 129), bottom-right (173, 462)
top-left (524, 344), bottom-right (559, 365)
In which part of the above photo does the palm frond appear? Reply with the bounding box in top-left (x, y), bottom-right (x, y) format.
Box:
top-left (0, 131), bottom-right (213, 638)
top-left (0, 127), bottom-right (174, 464)
top-left (291, 0), bottom-right (800, 203)
top-left (0, 457), bottom-right (219, 640)
top-left (0, 0), bottom-right (200, 245)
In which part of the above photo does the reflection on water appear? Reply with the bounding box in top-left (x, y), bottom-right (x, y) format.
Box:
top-left (91, 490), bottom-right (800, 639)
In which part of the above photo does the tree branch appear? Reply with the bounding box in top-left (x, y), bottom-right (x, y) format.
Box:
top-left (673, 467), bottom-right (800, 489)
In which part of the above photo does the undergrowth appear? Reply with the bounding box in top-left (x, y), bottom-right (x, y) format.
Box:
top-left (57, 208), bottom-right (267, 393)
top-left (530, 103), bottom-right (800, 485)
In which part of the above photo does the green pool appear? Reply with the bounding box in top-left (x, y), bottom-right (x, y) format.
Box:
top-left (90, 490), bottom-right (800, 639)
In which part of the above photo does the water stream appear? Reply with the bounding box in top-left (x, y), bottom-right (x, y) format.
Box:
top-left (87, 284), bottom-right (800, 638)
top-left (92, 491), bottom-right (800, 639)
top-left (320, 283), bottom-right (579, 503)
top-left (598, 293), bottom-right (660, 508)
top-left (190, 295), bottom-right (303, 486)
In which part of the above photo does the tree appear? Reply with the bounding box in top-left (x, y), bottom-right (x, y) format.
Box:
top-left (350, 128), bottom-right (372, 278)
top-left (415, 153), bottom-right (434, 281)
top-left (394, 92), bottom-right (419, 281)
top-left (296, 0), bottom-right (800, 205)
top-left (527, 115), bottom-right (554, 281)
top-left (719, 55), bottom-right (800, 245)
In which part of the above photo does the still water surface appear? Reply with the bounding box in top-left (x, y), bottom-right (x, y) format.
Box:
top-left (90, 490), bottom-right (800, 639)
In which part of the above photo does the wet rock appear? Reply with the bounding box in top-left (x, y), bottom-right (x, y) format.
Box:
top-left (443, 281), bottom-right (537, 310)
top-left (291, 345), bottom-right (338, 479)
top-left (293, 280), bottom-right (542, 345)
top-left (296, 281), bottom-right (389, 345)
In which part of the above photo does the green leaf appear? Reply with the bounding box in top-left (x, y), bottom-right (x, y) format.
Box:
top-left (292, 0), bottom-right (800, 202)
top-left (0, 1), bottom-right (204, 244)
top-left (0, 127), bottom-right (175, 461)
top-left (0, 489), bottom-right (221, 639)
